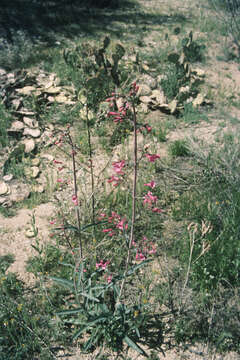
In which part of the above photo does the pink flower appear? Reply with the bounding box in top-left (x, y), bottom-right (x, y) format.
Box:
top-left (136, 252), bottom-right (146, 261)
top-left (72, 195), bottom-right (78, 206)
top-left (152, 207), bottom-right (163, 213)
top-left (98, 213), bottom-right (106, 218)
top-left (148, 244), bottom-right (157, 254)
top-left (145, 154), bottom-right (160, 162)
top-left (49, 220), bottom-right (56, 225)
top-left (96, 260), bottom-right (110, 270)
top-left (102, 228), bottom-right (113, 233)
top-left (116, 218), bottom-right (128, 231)
top-left (146, 125), bottom-right (152, 132)
top-left (143, 191), bottom-right (157, 206)
top-left (108, 111), bottom-right (120, 117)
top-left (107, 275), bottom-right (112, 283)
top-left (108, 175), bottom-right (120, 183)
top-left (144, 180), bottom-right (156, 189)
top-left (53, 159), bottom-right (63, 164)
top-left (112, 160), bottom-right (125, 175)
top-left (57, 178), bottom-right (64, 183)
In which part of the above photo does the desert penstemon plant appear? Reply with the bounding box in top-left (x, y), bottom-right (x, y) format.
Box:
top-left (50, 81), bottom-right (163, 356)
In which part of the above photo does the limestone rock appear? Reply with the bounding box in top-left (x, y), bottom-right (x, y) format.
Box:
top-left (25, 229), bottom-right (36, 238)
top-left (31, 158), bottom-right (40, 166)
top-left (22, 138), bottom-right (36, 153)
top-left (23, 117), bottom-right (38, 128)
top-left (151, 89), bottom-right (166, 104)
top-left (31, 184), bottom-right (44, 193)
top-left (138, 84), bottom-right (152, 96)
top-left (24, 166), bottom-right (40, 179)
top-left (0, 68), bottom-right (7, 77)
top-left (23, 127), bottom-right (41, 138)
top-left (31, 166), bottom-right (40, 178)
top-left (139, 96), bottom-right (152, 104)
top-left (17, 86), bottom-right (37, 95)
top-left (140, 75), bottom-right (157, 90)
top-left (0, 196), bottom-right (7, 205)
top-left (41, 154), bottom-right (54, 162)
top-left (3, 174), bottom-right (13, 182)
top-left (0, 182), bottom-right (10, 195)
top-left (8, 120), bottom-right (25, 133)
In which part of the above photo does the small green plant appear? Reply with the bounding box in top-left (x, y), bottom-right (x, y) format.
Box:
top-left (168, 140), bottom-right (190, 157)
top-left (0, 103), bottom-right (12, 149)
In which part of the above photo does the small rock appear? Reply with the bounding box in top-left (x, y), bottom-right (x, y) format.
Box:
top-left (14, 109), bottom-right (35, 117)
top-left (0, 68), bottom-right (7, 77)
top-left (16, 86), bottom-right (37, 95)
top-left (140, 75), bottom-right (157, 90)
top-left (23, 127), bottom-right (41, 138)
top-left (25, 229), bottom-right (36, 238)
top-left (8, 120), bottom-right (25, 132)
top-left (151, 89), bottom-right (166, 104)
top-left (12, 98), bottom-right (22, 110)
top-left (3, 174), bottom-right (13, 182)
top-left (41, 154), bottom-right (54, 161)
top-left (31, 158), bottom-right (40, 166)
top-left (23, 117), bottom-right (38, 128)
top-left (31, 166), bottom-right (40, 178)
top-left (46, 124), bottom-right (54, 131)
top-left (1, 200), bottom-right (12, 208)
top-left (24, 166), bottom-right (40, 179)
top-left (138, 84), bottom-right (152, 96)
top-left (138, 103), bottom-right (149, 113)
top-left (0, 197), bottom-right (7, 205)
top-left (32, 184), bottom-right (44, 193)
top-left (48, 96), bottom-right (55, 103)
top-left (0, 182), bottom-right (10, 195)
top-left (44, 86), bottom-right (61, 94)
top-left (22, 138), bottom-right (36, 153)
top-left (7, 73), bottom-right (15, 84)
top-left (139, 96), bottom-right (152, 104)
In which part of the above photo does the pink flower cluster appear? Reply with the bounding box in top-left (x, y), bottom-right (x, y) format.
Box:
top-left (96, 260), bottom-right (112, 283)
top-left (99, 211), bottom-right (128, 237)
top-left (108, 160), bottom-right (125, 187)
top-left (96, 260), bottom-right (110, 270)
top-left (145, 154), bottom-right (160, 162)
top-left (133, 236), bottom-right (157, 261)
top-left (106, 99), bottom-right (129, 124)
top-left (143, 182), bottom-right (163, 214)
top-left (129, 81), bottom-right (139, 96)
top-left (72, 194), bottom-right (78, 206)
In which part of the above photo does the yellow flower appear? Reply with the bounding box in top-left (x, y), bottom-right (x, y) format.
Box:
top-left (134, 310), bottom-right (139, 317)
top-left (17, 304), bottom-right (23, 312)
top-left (143, 298), bottom-right (148, 304)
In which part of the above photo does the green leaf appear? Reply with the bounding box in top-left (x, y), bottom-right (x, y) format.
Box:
top-left (78, 292), bottom-right (100, 302)
top-left (123, 336), bottom-right (147, 356)
top-left (81, 220), bottom-right (108, 232)
top-left (50, 276), bottom-right (74, 290)
top-left (57, 307), bottom-right (83, 316)
top-left (54, 224), bottom-right (79, 232)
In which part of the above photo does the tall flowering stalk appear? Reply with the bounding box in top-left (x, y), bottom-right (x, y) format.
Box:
top-left (115, 82), bottom-right (139, 306)
top-left (66, 130), bottom-right (83, 260)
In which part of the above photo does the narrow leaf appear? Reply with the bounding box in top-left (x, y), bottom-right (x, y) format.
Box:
top-left (124, 336), bottom-right (147, 356)
top-left (50, 276), bottom-right (74, 290)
